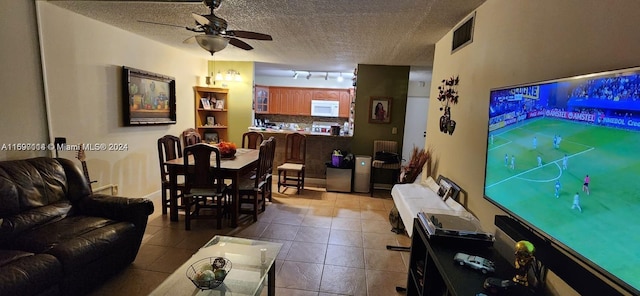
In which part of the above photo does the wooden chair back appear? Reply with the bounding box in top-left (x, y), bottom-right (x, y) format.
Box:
top-left (242, 131), bottom-right (264, 149)
top-left (157, 135), bottom-right (182, 183)
top-left (265, 136), bottom-right (276, 174)
top-left (284, 133), bottom-right (306, 165)
top-left (183, 143), bottom-right (224, 193)
top-left (181, 128), bottom-right (201, 148)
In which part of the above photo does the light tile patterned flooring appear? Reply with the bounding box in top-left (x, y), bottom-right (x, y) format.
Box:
top-left (89, 185), bottom-right (411, 296)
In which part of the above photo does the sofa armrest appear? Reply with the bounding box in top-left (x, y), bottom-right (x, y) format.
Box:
top-left (78, 194), bottom-right (154, 228)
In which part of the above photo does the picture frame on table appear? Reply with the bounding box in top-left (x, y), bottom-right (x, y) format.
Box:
top-left (369, 96), bottom-right (392, 123)
top-left (204, 132), bottom-right (219, 144)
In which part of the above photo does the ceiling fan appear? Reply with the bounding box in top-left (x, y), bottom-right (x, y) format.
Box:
top-left (141, 0), bottom-right (272, 55)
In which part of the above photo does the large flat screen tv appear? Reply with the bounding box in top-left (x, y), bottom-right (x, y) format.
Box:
top-left (485, 67), bottom-right (640, 294)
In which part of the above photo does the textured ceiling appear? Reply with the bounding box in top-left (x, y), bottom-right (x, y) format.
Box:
top-left (46, 0), bottom-right (485, 80)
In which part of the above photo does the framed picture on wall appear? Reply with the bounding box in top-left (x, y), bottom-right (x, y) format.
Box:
top-left (369, 96), bottom-right (392, 123)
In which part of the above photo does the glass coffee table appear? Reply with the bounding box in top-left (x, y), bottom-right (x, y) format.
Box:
top-left (150, 236), bottom-right (282, 296)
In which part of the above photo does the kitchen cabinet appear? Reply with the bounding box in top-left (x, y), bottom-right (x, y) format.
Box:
top-left (313, 89), bottom-right (341, 100)
top-left (268, 87), bottom-right (281, 114)
top-left (339, 91), bottom-right (351, 118)
top-left (254, 85), bottom-right (269, 114)
top-left (263, 87), bottom-right (351, 117)
top-left (194, 86), bottom-right (228, 143)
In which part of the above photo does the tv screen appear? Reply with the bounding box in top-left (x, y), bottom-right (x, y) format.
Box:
top-left (484, 67), bottom-right (640, 294)
top-left (122, 66), bottom-right (176, 126)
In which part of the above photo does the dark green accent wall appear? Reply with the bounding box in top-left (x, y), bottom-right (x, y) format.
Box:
top-left (351, 64), bottom-right (410, 157)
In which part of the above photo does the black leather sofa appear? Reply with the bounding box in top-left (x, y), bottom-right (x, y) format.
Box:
top-left (0, 157), bottom-right (154, 296)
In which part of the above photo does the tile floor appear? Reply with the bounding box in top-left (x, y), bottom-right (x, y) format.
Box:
top-left (89, 185), bottom-right (412, 296)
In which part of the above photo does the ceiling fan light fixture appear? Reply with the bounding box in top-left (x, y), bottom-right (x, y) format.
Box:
top-left (195, 35), bottom-right (229, 55)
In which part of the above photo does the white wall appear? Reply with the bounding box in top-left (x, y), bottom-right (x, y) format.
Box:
top-left (0, 0), bottom-right (49, 160)
top-left (428, 0), bottom-right (640, 294)
top-left (37, 2), bottom-right (207, 198)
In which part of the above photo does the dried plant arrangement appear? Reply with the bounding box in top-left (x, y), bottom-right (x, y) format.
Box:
top-left (399, 146), bottom-right (433, 183)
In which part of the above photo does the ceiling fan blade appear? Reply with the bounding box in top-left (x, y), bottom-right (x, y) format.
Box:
top-left (192, 13), bottom-right (210, 27)
top-left (229, 38), bottom-right (253, 50)
top-left (137, 20), bottom-right (185, 29)
top-left (226, 30), bottom-right (273, 41)
top-left (183, 36), bottom-right (196, 44)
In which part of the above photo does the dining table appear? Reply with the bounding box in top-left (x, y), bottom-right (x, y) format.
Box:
top-left (165, 148), bottom-right (260, 228)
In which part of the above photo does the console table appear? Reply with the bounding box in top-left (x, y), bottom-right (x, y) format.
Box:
top-left (406, 216), bottom-right (540, 296)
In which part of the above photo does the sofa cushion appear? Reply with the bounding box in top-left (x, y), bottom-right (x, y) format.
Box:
top-left (0, 250), bottom-right (62, 296)
top-left (8, 216), bottom-right (136, 272)
top-left (0, 158), bottom-right (73, 242)
top-left (0, 201), bottom-right (72, 244)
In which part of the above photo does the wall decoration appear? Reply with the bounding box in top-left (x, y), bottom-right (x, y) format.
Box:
top-left (122, 66), bottom-right (176, 126)
top-left (436, 76), bottom-right (460, 135)
top-left (369, 96), bottom-right (392, 123)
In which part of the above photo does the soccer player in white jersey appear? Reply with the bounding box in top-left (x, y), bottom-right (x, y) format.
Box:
top-left (537, 155), bottom-right (542, 167)
top-left (555, 180), bottom-right (561, 198)
top-left (572, 192), bottom-right (582, 212)
top-left (562, 154), bottom-right (568, 170)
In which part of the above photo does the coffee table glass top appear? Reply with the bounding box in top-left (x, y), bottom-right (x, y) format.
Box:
top-left (150, 236), bottom-right (282, 296)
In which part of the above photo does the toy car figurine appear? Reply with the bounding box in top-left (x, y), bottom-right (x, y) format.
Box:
top-left (483, 277), bottom-right (517, 294)
top-left (453, 252), bottom-right (495, 274)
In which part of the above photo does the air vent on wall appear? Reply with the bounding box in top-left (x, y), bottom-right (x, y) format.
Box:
top-left (451, 12), bottom-right (475, 53)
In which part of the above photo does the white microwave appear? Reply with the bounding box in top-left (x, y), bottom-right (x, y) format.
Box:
top-left (311, 100), bottom-right (339, 117)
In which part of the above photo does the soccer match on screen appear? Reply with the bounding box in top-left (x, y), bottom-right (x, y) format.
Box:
top-left (484, 68), bottom-right (640, 291)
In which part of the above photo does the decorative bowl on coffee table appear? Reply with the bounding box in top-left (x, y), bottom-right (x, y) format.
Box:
top-left (186, 257), bottom-right (232, 290)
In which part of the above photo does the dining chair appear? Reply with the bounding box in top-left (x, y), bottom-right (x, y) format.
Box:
top-left (238, 138), bottom-right (272, 221)
top-left (370, 140), bottom-right (402, 196)
top-left (264, 136), bottom-right (276, 202)
top-left (157, 135), bottom-right (185, 215)
top-left (277, 133), bottom-right (306, 194)
top-left (182, 143), bottom-right (228, 230)
top-left (182, 128), bottom-right (201, 148)
top-left (242, 131), bottom-right (264, 149)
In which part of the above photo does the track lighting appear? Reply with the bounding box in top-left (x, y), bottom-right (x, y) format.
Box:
top-left (290, 70), bottom-right (351, 82)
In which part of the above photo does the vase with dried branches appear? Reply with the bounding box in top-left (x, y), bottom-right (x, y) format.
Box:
top-left (399, 146), bottom-right (433, 183)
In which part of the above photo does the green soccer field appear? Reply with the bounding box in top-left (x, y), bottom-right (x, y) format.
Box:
top-left (485, 117), bottom-right (640, 291)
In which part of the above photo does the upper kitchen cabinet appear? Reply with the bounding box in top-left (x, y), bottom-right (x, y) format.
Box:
top-left (339, 91), bottom-right (351, 118)
top-left (254, 85), bottom-right (269, 114)
top-left (313, 89), bottom-right (341, 101)
top-left (268, 87), bottom-right (281, 114)
top-left (261, 86), bottom-right (351, 117)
